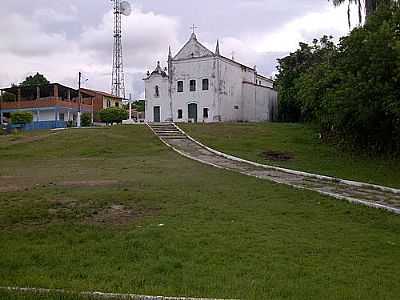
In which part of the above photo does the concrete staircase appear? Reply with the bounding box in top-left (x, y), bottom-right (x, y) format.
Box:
top-left (148, 123), bottom-right (187, 140)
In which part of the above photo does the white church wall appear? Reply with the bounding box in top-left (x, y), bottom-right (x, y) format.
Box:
top-left (171, 57), bottom-right (216, 123)
top-left (144, 75), bottom-right (170, 122)
top-left (144, 33), bottom-right (278, 124)
top-left (217, 57), bottom-right (256, 122)
top-left (242, 82), bottom-right (278, 122)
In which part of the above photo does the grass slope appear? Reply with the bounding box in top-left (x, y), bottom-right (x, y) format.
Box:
top-left (0, 291), bottom-right (83, 300)
top-left (0, 126), bottom-right (399, 300)
top-left (181, 123), bottom-right (400, 188)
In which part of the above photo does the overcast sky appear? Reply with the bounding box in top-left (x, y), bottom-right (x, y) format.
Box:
top-left (0, 0), bottom-right (357, 98)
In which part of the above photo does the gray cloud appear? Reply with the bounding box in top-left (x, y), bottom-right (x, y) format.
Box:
top-left (0, 0), bottom-right (350, 97)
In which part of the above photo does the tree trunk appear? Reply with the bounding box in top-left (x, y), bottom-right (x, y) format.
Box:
top-left (365, 0), bottom-right (378, 17)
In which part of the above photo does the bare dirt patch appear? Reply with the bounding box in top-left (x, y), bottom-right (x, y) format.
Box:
top-left (46, 197), bottom-right (161, 227)
top-left (0, 185), bottom-right (23, 192)
top-left (260, 150), bottom-right (294, 161)
top-left (1, 132), bottom-right (60, 147)
top-left (0, 176), bottom-right (29, 192)
top-left (57, 180), bottom-right (120, 188)
top-left (85, 205), bottom-right (158, 226)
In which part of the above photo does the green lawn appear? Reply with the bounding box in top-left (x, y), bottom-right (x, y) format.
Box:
top-left (180, 123), bottom-right (400, 189)
top-left (0, 126), bottom-right (399, 300)
top-left (0, 291), bottom-right (83, 300)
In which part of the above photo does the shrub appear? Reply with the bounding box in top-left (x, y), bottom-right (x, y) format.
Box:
top-left (81, 112), bottom-right (92, 127)
top-left (10, 111), bottom-right (33, 126)
top-left (99, 107), bottom-right (128, 125)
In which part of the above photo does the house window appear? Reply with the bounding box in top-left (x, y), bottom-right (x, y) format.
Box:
top-left (177, 81), bottom-right (184, 92)
top-left (203, 108), bottom-right (209, 119)
top-left (155, 86), bottom-right (160, 97)
top-left (178, 109), bottom-right (183, 119)
top-left (59, 113), bottom-right (65, 121)
top-left (234, 105), bottom-right (239, 110)
top-left (107, 100), bottom-right (111, 108)
top-left (190, 80), bottom-right (196, 92)
top-left (202, 79), bottom-right (209, 91)
top-left (115, 102), bottom-right (119, 107)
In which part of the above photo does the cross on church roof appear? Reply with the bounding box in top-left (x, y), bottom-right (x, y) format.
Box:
top-left (190, 24), bottom-right (199, 34)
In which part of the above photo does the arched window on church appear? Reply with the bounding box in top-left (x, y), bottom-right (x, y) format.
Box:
top-left (155, 86), bottom-right (160, 97)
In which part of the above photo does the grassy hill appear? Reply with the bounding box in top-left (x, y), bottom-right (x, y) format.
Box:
top-left (0, 126), bottom-right (399, 300)
top-left (181, 123), bottom-right (400, 189)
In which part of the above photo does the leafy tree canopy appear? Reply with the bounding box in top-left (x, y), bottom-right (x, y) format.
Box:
top-left (99, 107), bottom-right (128, 125)
top-left (275, 3), bottom-right (400, 154)
top-left (81, 112), bottom-right (92, 127)
top-left (10, 112), bottom-right (33, 125)
top-left (133, 100), bottom-right (145, 112)
top-left (20, 73), bottom-right (50, 87)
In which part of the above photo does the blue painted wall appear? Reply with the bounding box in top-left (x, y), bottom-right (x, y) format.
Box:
top-left (23, 121), bottom-right (67, 131)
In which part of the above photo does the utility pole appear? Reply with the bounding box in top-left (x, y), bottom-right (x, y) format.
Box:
top-left (0, 90), bottom-right (3, 126)
top-left (128, 93), bottom-right (132, 121)
top-left (77, 72), bottom-right (82, 128)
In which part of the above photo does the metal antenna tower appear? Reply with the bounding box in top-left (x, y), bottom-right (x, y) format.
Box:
top-left (111, 0), bottom-right (131, 99)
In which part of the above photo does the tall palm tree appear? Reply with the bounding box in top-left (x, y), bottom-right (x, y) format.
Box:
top-left (329, 0), bottom-right (381, 27)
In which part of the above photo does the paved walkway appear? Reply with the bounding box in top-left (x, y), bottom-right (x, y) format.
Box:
top-left (148, 123), bottom-right (400, 214)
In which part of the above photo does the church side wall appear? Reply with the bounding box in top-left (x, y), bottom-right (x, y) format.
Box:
top-left (218, 58), bottom-right (256, 122)
top-left (242, 82), bottom-right (278, 122)
top-left (171, 58), bottom-right (216, 123)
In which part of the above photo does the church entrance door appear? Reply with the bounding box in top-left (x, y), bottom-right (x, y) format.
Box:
top-left (153, 106), bottom-right (161, 123)
top-left (188, 103), bottom-right (198, 123)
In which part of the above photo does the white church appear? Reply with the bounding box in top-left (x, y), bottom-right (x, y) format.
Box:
top-left (144, 32), bottom-right (278, 123)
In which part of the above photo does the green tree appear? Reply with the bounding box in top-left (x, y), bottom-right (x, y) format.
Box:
top-left (133, 100), bottom-right (145, 112)
top-left (325, 3), bottom-right (400, 152)
top-left (275, 3), bottom-right (400, 154)
top-left (20, 73), bottom-right (50, 87)
top-left (10, 112), bottom-right (33, 125)
top-left (99, 107), bottom-right (128, 125)
top-left (81, 112), bottom-right (92, 127)
top-left (275, 37), bottom-right (336, 122)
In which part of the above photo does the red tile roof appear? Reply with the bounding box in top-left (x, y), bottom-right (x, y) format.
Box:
top-left (80, 88), bottom-right (123, 100)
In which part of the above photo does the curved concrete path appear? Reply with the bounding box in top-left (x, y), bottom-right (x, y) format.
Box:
top-left (148, 123), bottom-right (400, 215)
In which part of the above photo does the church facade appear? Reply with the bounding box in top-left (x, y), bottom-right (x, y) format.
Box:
top-left (144, 33), bottom-right (278, 123)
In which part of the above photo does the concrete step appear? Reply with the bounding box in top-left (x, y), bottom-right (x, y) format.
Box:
top-left (153, 129), bottom-right (181, 132)
top-left (152, 127), bottom-right (177, 130)
top-left (156, 132), bottom-right (184, 136)
top-left (161, 136), bottom-right (188, 139)
top-left (152, 128), bottom-right (178, 132)
top-left (149, 123), bottom-right (174, 125)
top-left (157, 132), bottom-right (183, 135)
top-left (149, 123), bottom-right (188, 140)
